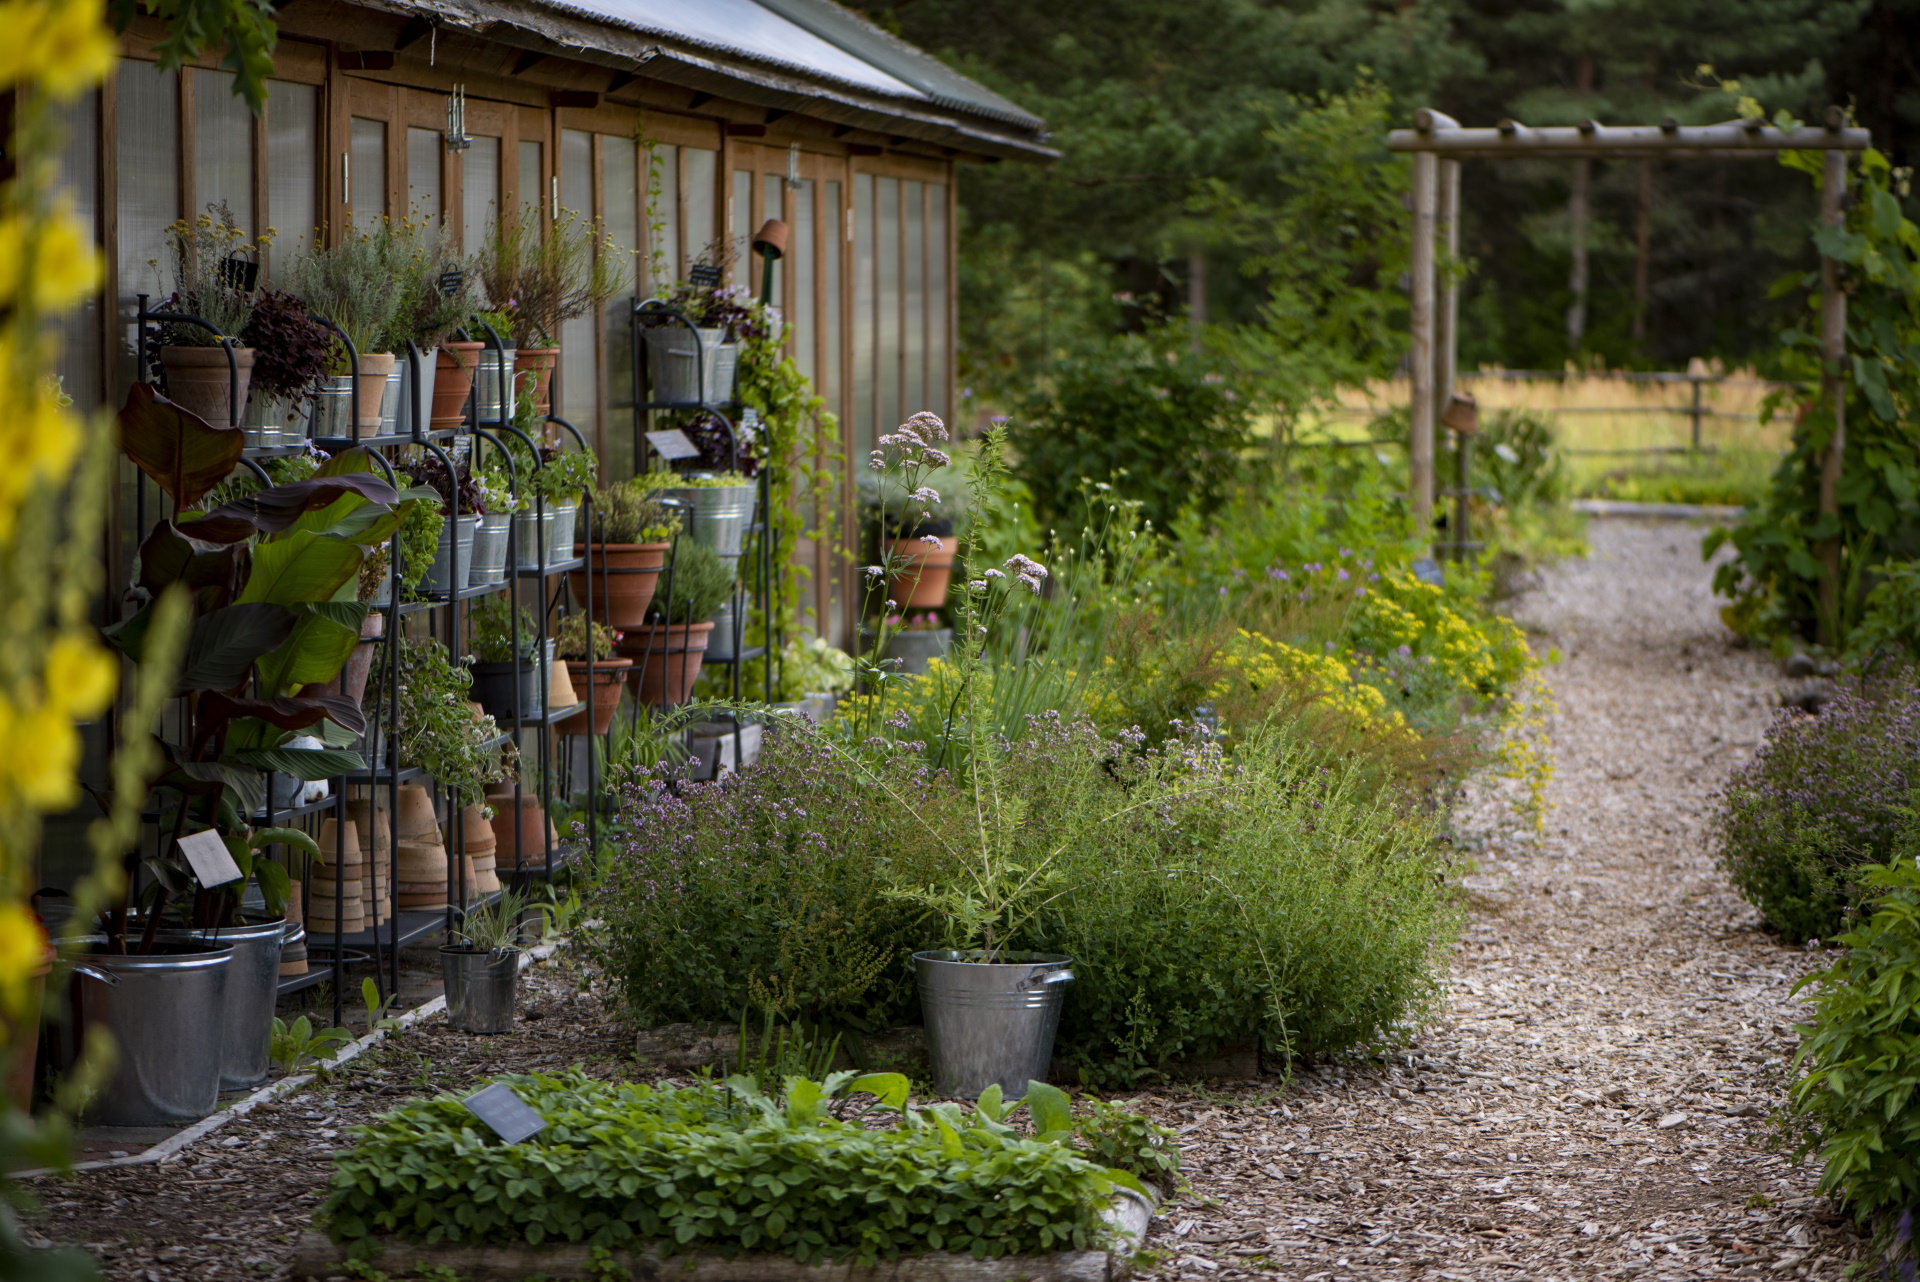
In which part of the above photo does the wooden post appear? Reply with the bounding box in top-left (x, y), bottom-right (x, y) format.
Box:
top-left (1817, 148), bottom-right (1848, 643)
top-left (1436, 158), bottom-right (1460, 410)
top-left (1409, 150), bottom-right (1437, 532)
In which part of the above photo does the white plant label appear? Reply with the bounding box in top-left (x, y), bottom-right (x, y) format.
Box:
top-left (645, 429), bottom-right (701, 461)
top-left (464, 1082), bottom-right (547, 1143)
top-left (176, 829), bottom-right (243, 888)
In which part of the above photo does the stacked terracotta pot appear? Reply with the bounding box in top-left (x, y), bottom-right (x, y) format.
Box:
top-left (345, 796), bottom-right (394, 926)
top-left (485, 786), bottom-right (561, 873)
top-left (280, 881), bottom-right (309, 976)
top-left (394, 784), bottom-right (451, 911)
top-left (309, 818), bottom-right (367, 935)
top-left (463, 803), bottom-right (502, 893)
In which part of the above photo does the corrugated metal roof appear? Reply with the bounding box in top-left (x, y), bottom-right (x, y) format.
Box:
top-left (544, 0), bottom-right (924, 100)
top-left (378, 0), bottom-right (1052, 158)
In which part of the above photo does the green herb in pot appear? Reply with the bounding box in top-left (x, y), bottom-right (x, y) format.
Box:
top-left (468, 595), bottom-right (539, 664)
top-left (649, 538), bottom-right (734, 625)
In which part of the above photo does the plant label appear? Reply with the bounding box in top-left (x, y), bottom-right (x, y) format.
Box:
top-left (176, 829), bottom-right (243, 888)
top-left (464, 1082), bottom-right (547, 1143)
top-left (688, 264), bottom-right (723, 288)
top-left (438, 270), bottom-right (465, 298)
top-left (645, 429), bottom-right (701, 461)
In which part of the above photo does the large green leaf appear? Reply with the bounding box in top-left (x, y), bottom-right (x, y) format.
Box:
top-left (254, 601), bottom-right (368, 697)
top-left (236, 530), bottom-right (363, 607)
top-left (197, 692), bottom-right (366, 738)
top-left (182, 474), bottom-right (402, 544)
top-left (158, 757), bottom-right (267, 814)
top-left (138, 521), bottom-right (237, 601)
top-left (225, 746), bottom-right (365, 779)
top-left (116, 382), bottom-right (245, 513)
top-left (176, 603), bottom-right (297, 693)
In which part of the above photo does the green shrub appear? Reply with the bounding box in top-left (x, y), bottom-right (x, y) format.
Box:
top-left (1009, 325), bottom-right (1252, 532)
top-left (594, 715), bottom-right (1456, 1082)
top-left (1715, 685), bottom-right (1920, 942)
top-left (651, 537), bottom-right (734, 625)
top-left (320, 1070), bottom-right (1133, 1260)
top-left (1789, 855), bottom-right (1920, 1221)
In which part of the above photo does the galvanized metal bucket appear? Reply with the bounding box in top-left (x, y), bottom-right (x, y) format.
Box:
top-left (708, 595), bottom-right (740, 660)
top-left (914, 950), bottom-right (1073, 1100)
top-left (158, 916), bottom-right (286, 1091)
top-left (642, 326), bottom-right (726, 404)
top-left (378, 367), bottom-right (403, 431)
top-left (469, 513), bottom-right (511, 586)
top-left (474, 348), bottom-right (516, 422)
top-left (420, 514), bottom-right (480, 595)
top-left (67, 939), bottom-right (234, 1125)
top-left (548, 501), bottom-right (579, 566)
top-left (512, 509), bottom-right (555, 571)
top-left (660, 483), bottom-right (758, 558)
top-left (440, 947), bottom-right (519, 1033)
top-left (397, 348), bottom-right (438, 435)
top-left (310, 374), bottom-right (355, 438)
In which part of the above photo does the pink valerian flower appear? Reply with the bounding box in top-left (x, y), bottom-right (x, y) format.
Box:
top-left (982, 568), bottom-right (1005, 580)
top-left (1003, 552), bottom-right (1047, 594)
top-left (868, 450), bottom-right (885, 471)
top-left (922, 448), bottom-right (951, 468)
top-left (918, 534), bottom-right (944, 548)
top-left (904, 410), bottom-right (949, 441)
top-left (864, 564), bottom-right (885, 579)
top-left (907, 487), bottom-right (940, 505)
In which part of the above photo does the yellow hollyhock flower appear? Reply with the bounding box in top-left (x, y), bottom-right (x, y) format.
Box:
top-left (0, 899), bottom-right (47, 1026)
top-left (0, 0), bottom-right (116, 99)
top-left (0, 697), bottom-right (82, 810)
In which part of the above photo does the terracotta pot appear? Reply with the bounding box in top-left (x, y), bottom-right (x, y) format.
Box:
top-left (4, 942), bottom-right (52, 1111)
top-left (355, 352), bottom-right (396, 429)
top-left (619, 621), bottom-right (714, 706)
top-left (159, 344), bottom-right (255, 429)
top-left (513, 347), bottom-right (560, 415)
top-left (432, 341), bottom-right (482, 429)
top-left (396, 784), bottom-right (440, 842)
top-left (563, 657), bottom-right (632, 735)
top-left (883, 535), bottom-right (958, 609)
top-left (485, 789), bottom-right (561, 871)
top-left (569, 543), bottom-right (669, 628)
top-left (547, 656), bottom-right (579, 709)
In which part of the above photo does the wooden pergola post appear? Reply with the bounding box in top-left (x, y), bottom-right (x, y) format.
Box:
top-left (1391, 110), bottom-right (1869, 560)
top-left (1817, 145), bottom-right (1849, 641)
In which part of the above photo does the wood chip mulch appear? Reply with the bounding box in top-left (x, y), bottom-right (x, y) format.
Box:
top-left (24, 521), bottom-right (1865, 1281)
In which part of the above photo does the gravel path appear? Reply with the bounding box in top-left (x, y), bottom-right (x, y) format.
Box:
top-left (26, 521), bottom-right (1864, 1281)
top-left (1132, 521), bottom-right (1865, 1280)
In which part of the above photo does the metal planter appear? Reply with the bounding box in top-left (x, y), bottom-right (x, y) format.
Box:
top-left (469, 513), bottom-right (511, 586)
top-left (914, 950), bottom-right (1073, 1100)
top-left (157, 916), bottom-right (286, 1091)
top-left (548, 502), bottom-right (579, 566)
top-left (474, 348), bottom-right (517, 423)
top-left (641, 326), bottom-right (726, 404)
top-left (67, 939), bottom-right (234, 1125)
top-left (659, 483), bottom-right (758, 559)
top-left (420, 514), bottom-right (480, 596)
top-left (440, 947), bottom-right (519, 1034)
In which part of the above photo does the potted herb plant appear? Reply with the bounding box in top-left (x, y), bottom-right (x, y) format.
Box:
top-left (406, 451), bottom-right (483, 596)
top-left (556, 614), bottom-right (628, 735)
top-left (377, 635), bottom-right (517, 810)
top-left (238, 289), bottom-right (333, 448)
top-left (380, 222), bottom-right (479, 432)
top-left (639, 467), bottom-right (758, 558)
top-left (467, 595), bottom-right (545, 722)
top-left (636, 277), bottom-right (777, 405)
top-left (501, 389), bottom-right (598, 567)
top-left (158, 206), bottom-right (259, 427)
top-left (476, 205), bottom-right (627, 414)
top-left (620, 537), bottom-right (733, 706)
top-left (283, 232), bottom-right (402, 433)
top-left (439, 886), bottom-right (532, 1033)
top-left (570, 478), bottom-right (680, 627)
top-left (470, 464), bottom-right (518, 586)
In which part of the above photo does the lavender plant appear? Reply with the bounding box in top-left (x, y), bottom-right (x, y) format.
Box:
top-left (1714, 681), bottom-right (1920, 942)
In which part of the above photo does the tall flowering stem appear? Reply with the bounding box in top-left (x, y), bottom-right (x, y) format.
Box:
top-left (1, 0), bottom-right (190, 1265)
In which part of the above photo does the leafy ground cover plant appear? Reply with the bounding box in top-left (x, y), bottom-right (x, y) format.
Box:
top-left (320, 1070), bottom-right (1140, 1260)
top-left (1714, 681), bottom-right (1920, 942)
top-left (1785, 855), bottom-right (1920, 1224)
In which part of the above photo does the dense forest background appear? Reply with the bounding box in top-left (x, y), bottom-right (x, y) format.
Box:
top-left (847, 0), bottom-right (1919, 404)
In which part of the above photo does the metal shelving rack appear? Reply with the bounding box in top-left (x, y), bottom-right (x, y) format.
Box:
top-left (130, 304), bottom-right (600, 1028)
top-left (624, 299), bottom-right (778, 768)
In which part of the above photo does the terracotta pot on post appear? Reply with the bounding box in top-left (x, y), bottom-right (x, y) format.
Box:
top-left (512, 347), bottom-right (560, 415)
top-left (620, 621), bottom-right (715, 706)
top-left (563, 657), bottom-right (632, 735)
top-left (159, 345), bottom-right (256, 429)
top-left (883, 531), bottom-right (958, 609)
top-left (355, 352), bottom-right (396, 429)
top-left (432, 341), bottom-right (483, 430)
top-left (569, 543), bottom-right (669, 628)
